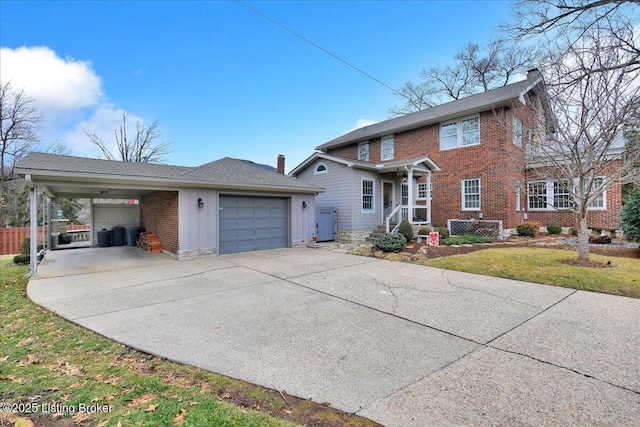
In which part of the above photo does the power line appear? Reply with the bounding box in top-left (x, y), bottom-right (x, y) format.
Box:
top-left (236, 0), bottom-right (410, 102)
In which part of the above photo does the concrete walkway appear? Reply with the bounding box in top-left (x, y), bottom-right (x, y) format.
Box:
top-left (28, 246), bottom-right (640, 426)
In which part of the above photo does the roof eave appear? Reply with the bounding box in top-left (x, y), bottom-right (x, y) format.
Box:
top-left (316, 97), bottom-right (527, 151)
top-left (17, 169), bottom-right (323, 195)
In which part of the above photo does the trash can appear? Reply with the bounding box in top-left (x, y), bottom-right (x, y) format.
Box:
top-left (126, 226), bottom-right (145, 246)
top-left (97, 229), bottom-right (112, 247)
top-left (111, 226), bottom-right (126, 246)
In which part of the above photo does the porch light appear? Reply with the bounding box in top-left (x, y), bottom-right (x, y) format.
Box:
top-left (402, 173), bottom-right (408, 183)
top-left (302, 201), bottom-right (308, 209)
top-left (197, 197), bottom-right (204, 208)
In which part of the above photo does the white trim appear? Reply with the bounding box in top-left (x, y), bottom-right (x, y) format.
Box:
top-left (440, 114), bottom-right (480, 151)
top-left (290, 151), bottom-right (441, 176)
top-left (527, 178), bottom-right (607, 211)
top-left (313, 162), bottom-right (328, 175)
top-left (462, 178), bottom-right (481, 211)
top-left (588, 177), bottom-right (607, 210)
top-left (527, 180), bottom-right (549, 211)
top-left (361, 177), bottom-right (375, 213)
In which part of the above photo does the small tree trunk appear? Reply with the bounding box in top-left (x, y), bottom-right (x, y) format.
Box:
top-left (577, 217), bottom-right (590, 261)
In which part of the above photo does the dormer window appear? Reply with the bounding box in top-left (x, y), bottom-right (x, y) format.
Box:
top-left (314, 162), bottom-right (328, 175)
top-left (381, 135), bottom-right (394, 161)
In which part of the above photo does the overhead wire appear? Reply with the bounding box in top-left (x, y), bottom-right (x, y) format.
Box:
top-left (235, 0), bottom-right (412, 103)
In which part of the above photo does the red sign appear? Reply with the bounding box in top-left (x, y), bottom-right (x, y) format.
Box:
top-left (429, 232), bottom-right (439, 247)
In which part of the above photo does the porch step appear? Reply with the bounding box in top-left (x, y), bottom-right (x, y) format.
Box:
top-left (365, 224), bottom-right (396, 243)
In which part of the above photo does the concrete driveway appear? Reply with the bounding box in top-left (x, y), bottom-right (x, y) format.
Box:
top-left (28, 246), bottom-right (640, 426)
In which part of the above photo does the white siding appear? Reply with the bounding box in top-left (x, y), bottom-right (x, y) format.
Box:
top-left (92, 203), bottom-right (140, 244)
top-left (352, 169), bottom-right (382, 231)
top-left (296, 159), bottom-right (354, 230)
top-left (178, 189), bottom-right (219, 253)
top-left (290, 194), bottom-right (315, 245)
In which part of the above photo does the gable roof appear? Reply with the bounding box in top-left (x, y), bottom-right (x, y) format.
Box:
top-left (289, 151), bottom-right (440, 176)
top-left (15, 152), bottom-right (323, 196)
top-left (317, 69), bottom-right (545, 151)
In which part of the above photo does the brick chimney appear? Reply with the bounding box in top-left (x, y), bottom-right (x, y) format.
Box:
top-left (277, 154), bottom-right (285, 174)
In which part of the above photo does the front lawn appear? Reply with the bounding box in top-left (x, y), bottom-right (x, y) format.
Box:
top-left (0, 256), bottom-right (380, 427)
top-left (417, 247), bottom-right (640, 298)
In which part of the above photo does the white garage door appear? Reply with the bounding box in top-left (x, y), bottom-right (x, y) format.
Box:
top-left (219, 196), bottom-right (288, 254)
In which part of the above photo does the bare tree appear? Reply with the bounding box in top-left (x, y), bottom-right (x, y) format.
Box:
top-left (0, 81), bottom-right (42, 226)
top-left (389, 40), bottom-right (537, 116)
top-left (509, 0), bottom-right (640, 78)
top-left (84, 111), bottom-right (172, 163)
top-left (525, 28), bottom-right (640, 261)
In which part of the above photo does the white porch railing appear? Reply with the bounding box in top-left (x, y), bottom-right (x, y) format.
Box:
top-left (385, 205), bottom-right (430, 233)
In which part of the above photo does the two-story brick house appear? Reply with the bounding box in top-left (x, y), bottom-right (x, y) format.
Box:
top-left (291, 69), bottom-right (622, 242)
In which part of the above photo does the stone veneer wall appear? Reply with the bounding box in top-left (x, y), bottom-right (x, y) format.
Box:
top-left (176, 247), bottom-right (218, 260)
top-left (337, 229), bottom-right (371, 244)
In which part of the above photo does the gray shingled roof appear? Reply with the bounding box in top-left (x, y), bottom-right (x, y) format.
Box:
top-left (317, 70), bottom-right (544, 151)
top-left (16, 152), bottom-right (192, 178)
top-left (176, 157), bottom-right (318, 189)
top-left (16, 152), bottom-right (322, 193)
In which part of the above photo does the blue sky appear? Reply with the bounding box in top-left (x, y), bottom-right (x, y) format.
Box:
top-left (1, 1), bottom-right (513, 171)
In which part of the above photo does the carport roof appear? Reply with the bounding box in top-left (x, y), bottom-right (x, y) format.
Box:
top-left (15, 152), bottom-right (323, 197)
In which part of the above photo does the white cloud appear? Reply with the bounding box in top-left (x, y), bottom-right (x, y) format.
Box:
top-left (345, 118), bottom-right (378, 134)
top-left (0, 46), bottom-right (103, 115)
top-left (1, 45), bottom-right (150, 159)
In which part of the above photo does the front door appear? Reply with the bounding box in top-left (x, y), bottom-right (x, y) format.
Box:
top-left (382, 181), bottom-right (394, 220)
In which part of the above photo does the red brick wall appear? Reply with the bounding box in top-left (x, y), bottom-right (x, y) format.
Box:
top-left (140, 191), bottom-right (179, 254)
top-left (327, 110), bottom-right (527, 228)
top-left (321, 107), bottom-right (622, 230)
top-left (526, 162), bottom-right (623, 229)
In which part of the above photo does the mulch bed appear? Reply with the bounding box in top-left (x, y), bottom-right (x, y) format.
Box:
top-left (388, 234), bottom-right (640, 261)
top-left (557, 259), bottom-right (613, 268)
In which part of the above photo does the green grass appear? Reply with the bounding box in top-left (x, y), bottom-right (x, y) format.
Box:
top-left (0, 256), bottom-right (380, 427)
top-left (417, 247), bottom-right (640, 298)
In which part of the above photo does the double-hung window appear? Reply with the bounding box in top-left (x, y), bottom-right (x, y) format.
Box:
top-left (528, 181), bottom-right (549, 210)
top-left (553, 180), bottom-right (572, 209)
top-left (462, 178), bottom-right (480, 210)
top-left (358, 142), bottom-right (370, 162)
top-left (528, 178), bottom-right (607, 210)
top-left (440, 115), bottom-right (480, 150)
top-left (381, 135), bottom-right (394, 160)
top-left (588, 177), bottom-right (606, 209)
top-left (361, 178), bottom-right (375, 213)
top-left (512, 115), bottom-right (523, 147)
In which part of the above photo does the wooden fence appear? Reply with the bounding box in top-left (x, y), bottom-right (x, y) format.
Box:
top-left (0, 225), bottom-right (90, 255)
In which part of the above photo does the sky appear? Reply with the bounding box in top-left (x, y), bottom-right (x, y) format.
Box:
top-left (0, 0), bottom-right (514, 172)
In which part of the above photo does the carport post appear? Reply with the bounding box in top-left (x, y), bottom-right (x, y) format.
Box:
top-left (28, 186), bottom-right (38, 277)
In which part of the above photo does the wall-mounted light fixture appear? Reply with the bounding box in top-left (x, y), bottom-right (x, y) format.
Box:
top-left (402, 173), bottom-right (408, 183)
top-left (302, 201), bottom-right (308, 209)
top-left (197, 197), bottom-right (204, 208)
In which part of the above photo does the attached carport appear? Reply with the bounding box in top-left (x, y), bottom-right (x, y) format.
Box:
top-left (15, 152), bottom-right (323, 276)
